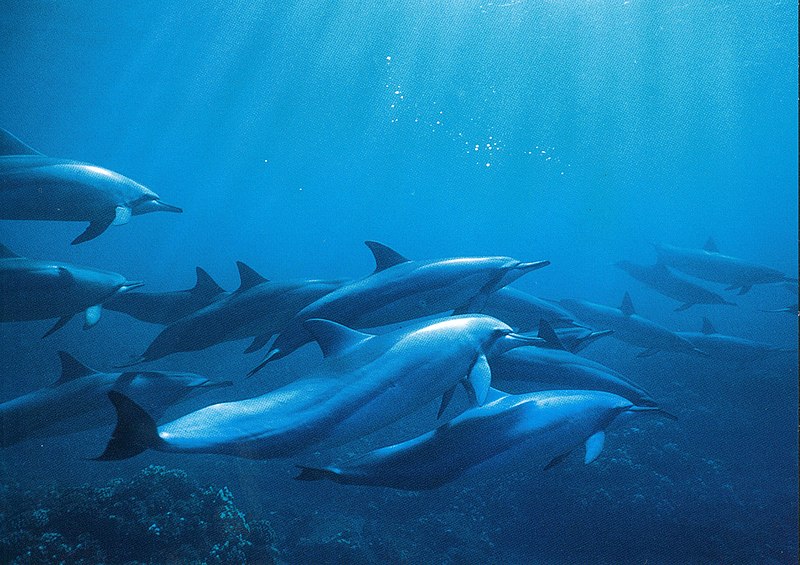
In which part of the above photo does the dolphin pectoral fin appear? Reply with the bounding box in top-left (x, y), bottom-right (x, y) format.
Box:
top-left (83, 305), bottom-right (102, 329)
top-left (462, 354), bottom-right (492, 406)
top-left (42, 315), bottom-right (74, 338)
top-left (112, 206), bottom-right (132, 225)
top-left (437, 385), bottom-right (458, 418)
top-left (92, 391), bottom-right (162, 461)
top-left (544, 451), bottom-right (571, 471)
top-left (584, 431), bottom-right (606, 464)
top-left (737, 285), bottom-right (752, 295)
top-left (674, 303), bottom-right (694, 312)
top-left (244, 333), bottom-right (272, 354)
top-left (636, 348), bottom-right (660, 358)
top-left (72, 216), bottom-right (114, 245)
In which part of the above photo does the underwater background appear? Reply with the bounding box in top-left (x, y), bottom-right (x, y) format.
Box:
top-left (1, 1), bottom-right (797, 563)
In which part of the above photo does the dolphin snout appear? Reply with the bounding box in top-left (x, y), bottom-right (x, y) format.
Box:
top-left (490, 332), bottom-right (545, 356)
top-left (515, 260), bottom-right (550, 272)
top-left (133, 199), bottom-right (183, 215)
top-left (198, 379), bottom-right (235, 389)
top-left (118, 281), bottom-right (145, 293)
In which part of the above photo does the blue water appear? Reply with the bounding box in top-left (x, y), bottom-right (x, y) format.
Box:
top-left (1, 1), bottom-right (797, 563)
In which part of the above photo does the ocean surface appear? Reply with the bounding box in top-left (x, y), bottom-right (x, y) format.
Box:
top-left (1, 1), bottom-right (797, 563)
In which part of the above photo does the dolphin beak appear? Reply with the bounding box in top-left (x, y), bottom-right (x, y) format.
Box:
top-left (515, 260), bottom-right (550, 273)
top-left (133, 199), bottom-right (183, 215)
top-left (693, 347), bottom-right (711, 358)
top-left (490, 332), bottom-right (545, 356)
top-left (118, 281), bottom-right (145, 293)
top-left (197, 379), bottom-right (234, 389)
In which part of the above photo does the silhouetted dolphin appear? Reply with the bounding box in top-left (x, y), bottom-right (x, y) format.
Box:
top-left (295, 389), bottom-right (667, 490)
top-left (653, 238), bottom-right (796, 295)
top-left (95, 315), bottom-right (541, 461)
top-left (615, 260), bottom-right (736, 311)
top-left (677, 317), bottom-right (795, 371)
top-left (477, 286), bottom-right (580, 331)
top-left (559, 293), bottom-right (709, 358)
top-left (250, 242), bottom-right (549, 373)
top-left (105, 267), bottom-right (227, 325)
top-left (0, 243), bottom-right (143, 336)
top-left (123, 261), bottom-right (344, 364)
top-left (0, 351), bottom-right (231, 448)
top-left (0, 128), bottom-right (182, 244)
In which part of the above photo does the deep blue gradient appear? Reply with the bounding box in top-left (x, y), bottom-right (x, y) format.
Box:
top-left (1, 1), bottom-right (797, 563)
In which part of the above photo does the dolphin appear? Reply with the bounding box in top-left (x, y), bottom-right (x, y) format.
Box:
top-left (0, 128), bottom-right (182, 244)
top-left (104, 267), bottom-right (228, 325)
top-left (559, 293), bottom-right (709, 358)
top-left (294, 389), bottom-right (667, 491)
top-left (490, 321), bottom-right (657, 406)
top-left (475, 286), bottom-right (581, 331)
top-left (0, 351), bottom-right (231, 448)
top-left (677, 317), bottom-right (795, 371)
top-left (249, 242), bottom-right (550, 373)
top-left (653, 238), bottom-right (796, 295)
top-left (0, 243), bottom-right (143, 336)
top-left (123, 261), bottom-right (345, 364)
top-left (615, 260), bottom-right (736, 311)
top-left (95, 315), bottom-right (542, 461)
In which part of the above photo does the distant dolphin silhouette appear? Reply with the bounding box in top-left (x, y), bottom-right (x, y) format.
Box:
top-left (0, 128), bottom-right (182, 244)
top-left (0, 243), bottom-right (143, 336)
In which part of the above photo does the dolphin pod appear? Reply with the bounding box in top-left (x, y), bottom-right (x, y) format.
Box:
top-left (95, 315), bottom-right (543, 461)
top-left (559, 293), bottom-right (709, 358)
top-left (0, 351), bottom-right (231, 448)
top-left (295, 389), bottom-right (668, 491)
top-left (249, 241), bottom-right (550, 374)
top-left (0, 129), bottom-right (182, 244)
top-left (0, 243), bottom-right (143, 336)
top-left (653, 238), bottom-right (797, 295)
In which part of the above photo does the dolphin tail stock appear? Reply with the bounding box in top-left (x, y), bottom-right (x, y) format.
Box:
top-left (72, 214), bottom-right (116, 245)
top-left (92, 391), bottom-right (164, 461)
top-left (294, 465), bottom-right (341, 483)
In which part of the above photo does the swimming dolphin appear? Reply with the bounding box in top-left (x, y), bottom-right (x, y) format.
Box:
top-left (123, 262), bottom-right (345, 364)
top-left (95, 315), bottom-right (542, 461)
top-left (295, 389), bottom-right (666, 490)
top-left (0, 128), bottom-right (182, 244)
top-left (473, 286), bottom-right (580, 331)
top-left (0, 351), bottom-right (231, 448)
top-left (104, 267), bottom-right (228, 325)
top-left (677, 317), bottom-right (795, 371)
top-left (559, 293), bottom-right (709, 358)
top-left (249, 242), bottom-right (550, 373)
top-left (0, 243), bottom-right (143, 336)
top-left (615, 260), bottom-right (736, 311)
top-left (653, 238), bottom-right (796, 295)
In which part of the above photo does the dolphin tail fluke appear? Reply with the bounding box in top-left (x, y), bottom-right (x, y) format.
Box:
top-left (294, 465), bottom-right (339, 483)
top-left (93, 391), bottom-right (162, 461)
top-left (42, 315), bottom-right (74, 338)
top-left (72, 216), bottom-right (114, 245)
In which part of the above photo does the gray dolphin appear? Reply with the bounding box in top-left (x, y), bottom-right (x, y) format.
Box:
top-left (559, 293), bottom-right (709, 358)
top-left (677, 317), bottom-right (795, 371)
top-left (105, 267), bottom-right (228, 325)
top-left (0, 128), bottom-right (182, 244)
top-left (95, 315), bottom-right (541, 461)
top-left (295, 389), bottom-right (666, 490)
top-left (653, 238), bottom-right (796, 295)
top-left (249, 242), bottom-right (550, 373)
top-left (124, 261), bottom-right (345, 364)
top-left (615, 260), bottom-right (736, 311)
top-left (0, 243), bottom-right (143, 336)
top-left (476, 286), bottom-right (580, 331)
top-left (0, 351), bottom-right (231, 448)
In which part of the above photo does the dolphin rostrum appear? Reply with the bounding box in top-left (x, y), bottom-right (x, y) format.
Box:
top-left (295, 388), bottom-right (668, 490)
top-left (653, 238), bottom-right (797, 295)
top-left (0, 243), bottom-right (143, 336)
top-left (0, 128), bottom-right (182, 244)
top-left (559, 293), bottom-right (709, 358)
top-left (0, 351), bottom-right (231, 448)
top-left (95, 315), bottom-right (542, 461)
top-left (249, 242), bottom-right (550, 373)
top-left (104, 267), bottom-right (228, 325)
top-left (615, 260), bottom-right (736, 311)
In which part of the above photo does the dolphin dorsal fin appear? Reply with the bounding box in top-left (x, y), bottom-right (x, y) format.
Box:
top-left (620, 292), bottom-right (636, 316)
top-left (304, 319), bottom-right (372, 358)
top-left (537, 319), bottom-right (566, 350)
top-left (364, 241), bottom-right (410, 273)
top-left (0, 129), bottom-right (41, 156)
top-left (701, 317), bottom-right (717, 334)
top-left (0, 243), bottom-right (20, 259)
top-left (235, 261), bottom-right (268, 292)
top-left (54, 351), bottom-right (97, 385)
top-left (703, 237), bottom-right (719, 253)
top-left (192, 267), bottom-right (224, 296)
